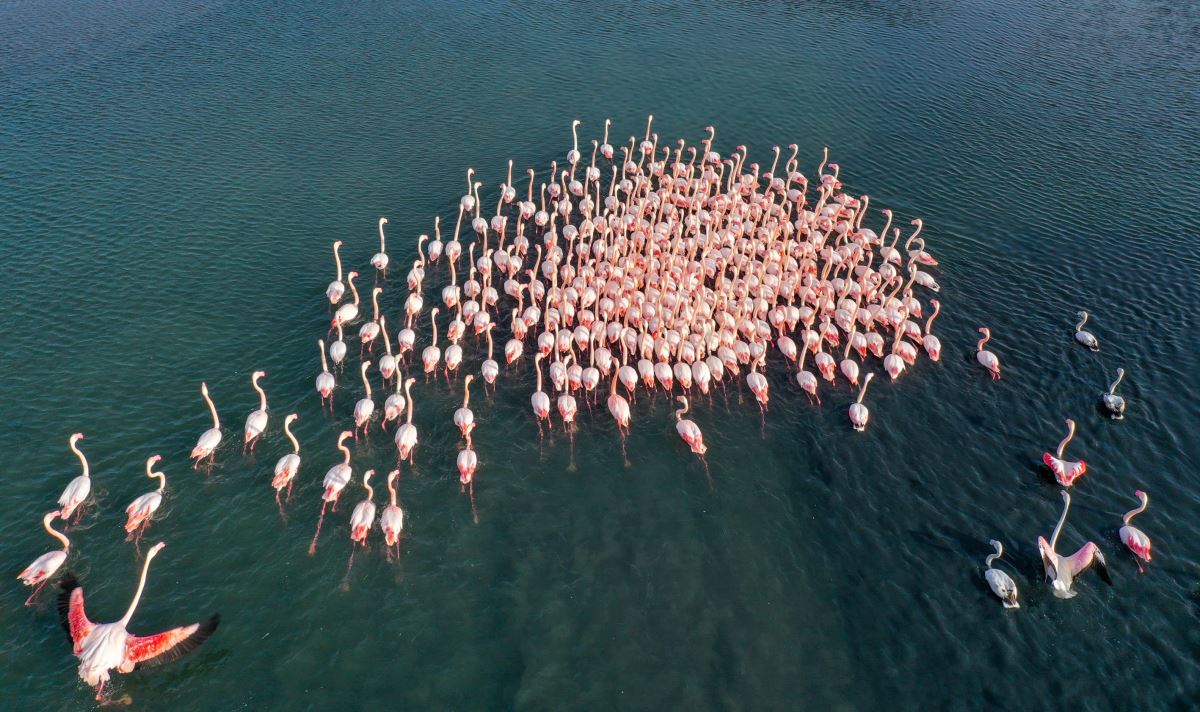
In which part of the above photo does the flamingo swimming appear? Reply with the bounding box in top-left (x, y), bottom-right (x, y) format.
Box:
top-left (58, 542), bottom-right (219, 701)
top-left (1073, 311), bottom-right (1099, 351)
top-left (382, 368), bottom-right (407, 431)
top-left (58, 433), bottom-right (91, 521)
top-left (18, 510), bottom-right (70, 605)
top-left (372, 217), bottom-right (389, 272)
top-left (124, 456), bottom-right (166, 541)
top-left (332, 271), bottom-right (360, 328)
top-left (1119, 490), bottom-right (1152, 571)
top-left (1101, 368), bottom-right (1126, 419)
top-left (976, 327), bottom-right (1000, 379)
top-left (315, 339), bottom-right (335, 406)
top-left (1042, 419), bottom-right (1087, 487)
top-left (673, 396), bottom-right (707, 455)
top-left (243, 370), bottom-right (268, 454)
top-left (353, 361), bottom-right (375, 434)
top-left (422, 307), bottom-right (442, 374)
top-left (848, 372), bottom-right (875, 432)
top-left (330, 323), bottom-right (347, 368)
top-left (310, 431), bottom-right (354, 555)
top-left (1038, 490), bottom-right (1113, 598)
top-left (190, 383), bottom-right (222, 468)
top-left (983, 539), bottom-right (1019, 609)
top-left (380, 469), bottom-right (404, 558)
top-left (349, 469), bottom-right (376, 544)
top-left (326, 240), bottom-right (345, 304)
top-left (272, 414), bottom-right (301, 498)
top-left (394, 378), bottom-right (419, 464)
top-left (454, 374), bottom-right (476, 438)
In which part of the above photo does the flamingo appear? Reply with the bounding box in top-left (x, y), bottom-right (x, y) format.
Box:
top-left (457, 433), bottom-right (478, 486)
top-left (1042, 419), bottom-right (1087, 487)
top-left (673, 396), bottom-right (707, 455)
top-left (848, 372), bottom-right (875, 431)
top-left (332, 271), bottom-right (360, 328)
top-left (330, 323), bottom-right (347, 369)
top-left (1119, 490), bottom-right (1152, 571)
top-left (531, 353), bottom-right (551, 426)
top-left (983, 539), bottom-right (1019, 609)
top-left (272, 414), bottom-right (301, 499)
top-left (922, 299), bottom-right (941, 361)
top-left (422, 307), bottom-right (442, 374)
top-left (326, 240), bottom-right (345, 304)
top-left (58, 542), bottom-right (219, 701)
top-left (394, 378), bottom-right (419, 464)
top-left (58, 433), bottom-right (91, 521)
top-left (380, 469), bottom-right (404, 559)
top-left (1073, 311), bottom-right (1099, 351)
top-left (315, 339), bottom-right (336, 406)
top-left (18, 510), bottom-right (70, 605)
top-left (124, 456), bottom-right (166, 541)
top-left (976, 327), bottom-right (1000, 379)
top-left (481, 322), bottom-right (499, 385)
top-left (1038, 490), bottom-right (1113, 598)
top-left (190, 383), bottom-right (222, 468)
top-left (1101, 368), bottom-right (1126, 419)
top-left (243, 370), bottom-right (268, 454)
top-left (382, 369), bottom-right (407, 430)
top-left (353, 361), bottom-right (375, 434)
top-left (359, 287), bottom-right (383, 350)
top-left (310, 431), bottom-right (354, 555)
top-left (349, 469), bottom-right (377, 544)
top-left (372, 217), bottom-right (389, 272)
top-left (378, 315), bottom-right (397, 382)
top-left (607, 374), bottom-right (630, 431)
top-left (454, 374), bottom-right (476, 438)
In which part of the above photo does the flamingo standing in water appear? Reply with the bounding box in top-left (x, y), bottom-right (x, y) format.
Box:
top-left (380, 470), bottom-right (404, 559)
top-left (330, 323), bottom-right (348, 369)
top-left (1042, 419), bottom-right (1087, 487)
top-left (58, 542), bottom-right (219, 701)
top-left (359, 287), bottom-right (383, 352)
top-left (1038, 490), bottom-right (1113, 598)
top-left (976, 328), bottom-right (1000, 379)
top-left (983, 539), bottom-right (1019, 609)
top-left (848, 372), bottom-right (876, 432)
top-left (349, 470), bottom-right (377, 546)
top-left (1119, 490), bottom-right (1152, 572)
top-left (190, 383), bottom-right (222, 469)
top-left (673, 396), bottom-right (707, 455)
top-left (382, 369), bottom-right (407, 431)
top-left (481, 322), bottom-right (499, 386)
top-left (1101, 368), bottom-right (1126, 419)
top-left (124, 456), bottom-right (166, 542)
top-left (315, 339), bottom-right (335, 407)
top-left (372, 217), bottom-right (389, 272)
top-left (58, 434), bottom-right (91, 521)
top-left (1073, 311), bottom-right (1099, 351)
top-left (394, 378), bottom-right (419, 464)
top-left (531, 354), bottom-right (551, 429)
top-left (18, 510), bottom-right (70, 605)
top-left (922, 299), bottom-right (942, 361)
top-left (422, 307), bottom-right (442, 375)
top-left (311, 431), bottom-right (354, 555)
top-left (378, 315), bottom-right (397, 382)
top-left (243, 370), bottom-right (268, 454)
top-left (272, 414), bottom-right (301, 500)
top-left (454, 374), bottom-right (476, 438)
top-left (332, 271), bottom-right (360, 328)
top-left (353, 361), bottom-right (375, 435)
top-left (326, 240), bottom-right (345, 304)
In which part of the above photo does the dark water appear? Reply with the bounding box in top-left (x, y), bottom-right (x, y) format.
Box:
top-left (3, 1), bottom-right (1199, 709)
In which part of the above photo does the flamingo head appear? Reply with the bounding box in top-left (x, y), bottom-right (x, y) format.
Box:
top-left (70, 432), bottom-right (84, 443)
top-left (148, 542), bottom-right (167, 558)
top-left (148, 454), bottom-right (163, 465)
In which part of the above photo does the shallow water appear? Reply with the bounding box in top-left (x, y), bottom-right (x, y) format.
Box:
top-left (3, 1), bottom-right (1200, 709)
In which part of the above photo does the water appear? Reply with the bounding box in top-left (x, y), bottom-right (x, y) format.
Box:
top-left (3, 0), bottom-right (1199, 709)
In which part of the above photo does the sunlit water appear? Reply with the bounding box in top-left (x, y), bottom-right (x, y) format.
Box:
top-left (3, 1), bottom-right (1199, 709)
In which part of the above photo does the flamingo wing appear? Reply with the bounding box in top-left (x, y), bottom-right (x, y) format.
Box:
top-left (1066, 545), bottom-right (1113, 586)
top-left (127, 614), bottom-right (220, 669)
top-left (57, 573), bottom-right (94, 650)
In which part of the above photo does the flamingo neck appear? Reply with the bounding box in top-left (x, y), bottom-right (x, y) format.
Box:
top-left (254, 378), bottom-right (267, 411)
top-left (1123, 496), bottom-right (1148, 525)
top-left (1056, 422), bottom-right (1075, 458)
top-left (379, 219), bottom-right (387, 250)
top-left (333, 244), bottom-right (343, 280)
top-left (153, 472), bottom-right (167, 493)
top-left (70, 440), bottom-right (90, 479)
top-left (1108, 370), bottom-right (1124, 395)
top-left (205, 391), bottom-right (220, 429)
top-left (348, 277), bottom-right (359, 305)
top-left (1050, 495), bottom-right (1070, 551)
top-left (285, 422), bottom-right (299, 453)
top-left (1076, 313), bottom-right (1087, 331)
top-left (388, 476), bottom-right (397, 506)
top-left (361, 366), bottom-right (372, 397)
top-left (319, 341), bottom-right (329, 371)
top-left (120, 552), bottom-right (158, 626)
top-left (46, 514), bottom-right (70, 550)
top-left (404, 381), bottom-right (414, 423)
top-left (339, 440), bottom-right (351, 465)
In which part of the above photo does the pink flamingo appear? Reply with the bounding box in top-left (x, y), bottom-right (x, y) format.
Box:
top-left (315, 339), bottom-right (336, 407)
top-left (243, 370), bottom-right (268, 454)
top-left (922, 299), bottom-right (941, 361)
top-left (332, 271), bottom-right (360, 328)
top-left (190, 383), bottom-right (222, 469)
top-left (976, 328), bottom-right (1000, 379)
top-left (345, 469), bottom-right (377, 578)
top-left (1119, 490), bottom-right (1152, 572)
top-left (1042, 419), bottom-right (1087, 486)
top-left (1038, 491), bottom-right (1112, 598)
top-left (17, 510), bottom-right (70, 605)
top-left (58, 433), bottom-right (91, 521)
top-left (380, 470), bottom-right (404, 560)
top-left (455, 374), bottom-right (476, 438)
top-left (58, 542), bottom-right (219, 701)
top-left (848, 372), bottom-right (876, 432)
top-left (326, 240), bottom-right (345, 304)
top-left (372, 217), bottom-right (389, 272)
top-left (124, 456), bottom-right (166, 541)
top-left (674, 396), bottom-right (707, 455)
top-left (310, 431), bottom-right (353, 555)
top-left (272, 414), bottom-right (301, 500)
top-left (394, 378), bottom-right (419, 464)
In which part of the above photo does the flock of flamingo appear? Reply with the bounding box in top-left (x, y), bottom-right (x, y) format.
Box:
top-left (14, 118), bottom-right (1152, 699)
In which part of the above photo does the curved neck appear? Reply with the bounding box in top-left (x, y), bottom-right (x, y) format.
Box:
top-left (1056, 421), bottom-right (1075, 458)
top-left (348, 275), bottom-right (359, 305)
top-left (977, 331), bottom-right (989, 350)
top-left (69, 439), bottom-right (89, 479)
top-left (1123, 495), bottom-right (1148, 525)
top-left (285, 419), bottom-right (299, 453)
top-left (364, 476), bottom-right (374, 502)
top-left (120, 552), bottom-right (158, 626)
top-left (338, 437), bottom-right (351, 465)
top-left (1050, 495), bottom-right (1070, 551)
top-left (985, 542), bottom-right (1001, 568)
top-left (675, 398), bottom-right (688, 420)
top-left (152, 471), bottom-right (167, 493)
top-left (45, 513), bottom-right (70, 550)
top-left (1108, 370), bottom-right (1124, 395)
top-left (253, 376), bottom-right (267, 410)
top-left (361, 364), bottom-right (372, 396)
top-left (925, 301), bottom-right (940, 334)
top-left (388, 474), bottom-right (398, 505)
top-left (203, 390), bottom-right (219, 429)
top-left (1076, 313), bottom-right (1087, 331)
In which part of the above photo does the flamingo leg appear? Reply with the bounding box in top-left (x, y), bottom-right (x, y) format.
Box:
top-left (23, 578), bottom-right (49, 606)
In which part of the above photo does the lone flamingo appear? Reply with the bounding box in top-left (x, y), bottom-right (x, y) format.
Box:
top-left (848, 372), bottom-right (876, 432)
top-left (976, 328), bottom-right (1000, 379)
top-left (58, 542), bottom-right (219, 701)
top-left (58, 433), bottom-right (91, 521)
top-left (190, 383), bottom-right (222, 469)
top-left (243, 370), bottom-right (268, 454)
top-left (124, 456), bottom-right (166, 541)
top-left (1119, 490), bottom-right (1152, 572)
top-left (18, 510), bottom-right (70, 605)
top-left (1038, 490), bottom-right (1113, 598)
top-left (1042, 419), bottom-right (1087, 487)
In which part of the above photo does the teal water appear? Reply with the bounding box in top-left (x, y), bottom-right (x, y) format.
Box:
top-left (3, 1), bottom-right (1200, 709)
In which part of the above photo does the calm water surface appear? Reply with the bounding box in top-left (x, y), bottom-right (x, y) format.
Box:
top-left (3, 1), bottom-right (1199, 709)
